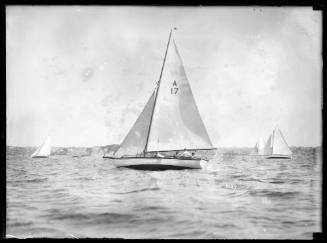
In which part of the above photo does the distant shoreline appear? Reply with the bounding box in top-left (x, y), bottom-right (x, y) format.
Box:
top-left (5, 145), bottom-right (322, 149)
top-left (6, 146), bottom-right (321, 157)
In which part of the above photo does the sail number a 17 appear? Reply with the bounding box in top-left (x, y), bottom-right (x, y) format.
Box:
top-left (171, 80), bottom-right (179, 94)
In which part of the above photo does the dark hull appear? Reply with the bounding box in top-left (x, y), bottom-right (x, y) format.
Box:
top-left (266, 155), bottom-right (292, 159)
top-left (121, 164), bottom-right (198, 171)
top-left (103, 157), bottom-right (207, 170)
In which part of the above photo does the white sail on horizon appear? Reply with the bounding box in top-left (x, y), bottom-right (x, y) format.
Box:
top-left (31, 136), bottom-right (52, 158)
top-left (263, 127), bottom-right (292, 156)
top-left (264, 135), bottom-right (272, 155)
top-left (254, 137), bottom-right (265, 155)
top-left (271, 127), bottom-right (292, 156)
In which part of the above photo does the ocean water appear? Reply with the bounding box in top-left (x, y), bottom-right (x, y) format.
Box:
top-left (6, 148), bottom-right (321, 239)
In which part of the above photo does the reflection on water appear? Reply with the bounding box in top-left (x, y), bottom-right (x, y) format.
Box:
top-left (6, 148), bottom-right (321, 239)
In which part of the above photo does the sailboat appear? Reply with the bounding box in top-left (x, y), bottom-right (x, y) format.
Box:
top-left (103, 29), bottom-right (216, 170)
top-left (31, 136), bottom-right (52, 158)
top-left (253, 137), bottom-right (265, 155)
top-left (264, 126), bottom-right (292, 159)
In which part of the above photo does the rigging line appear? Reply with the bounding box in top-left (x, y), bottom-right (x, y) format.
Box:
top-left (144, 29), bottom-right (173, 153)
top-left (277, 127), bottom-right (292, 151)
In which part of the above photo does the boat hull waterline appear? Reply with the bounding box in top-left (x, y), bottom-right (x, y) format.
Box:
top-left (104, 157), bottom-right (208, 170)
top-left (266, 155), bottom-right (292, 159)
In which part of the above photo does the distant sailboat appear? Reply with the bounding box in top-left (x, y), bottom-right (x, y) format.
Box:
top-left (264, 126), bottom-right (292, 159)
top-left (31, 136), bottom-right (52, 158)
top-left (103, 29), bottom-right (216, 169)
top-left (254, 137), bottom-right (265, 155)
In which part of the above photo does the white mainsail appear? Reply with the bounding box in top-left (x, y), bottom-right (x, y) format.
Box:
top-left (263, 127), bottom-right (292, 157)
top-left (263, 135), bottom-right (272, 155)
top-left (254, 137), bottom-right (265, 155)
top-left (146, 34), bottom-right (213, 151)
top-left (112, 29), bottom-right (214, 158)
top-left (31, 136), bottom-right (52, 158)
top-left (271, 127), bottom-right (292, 156)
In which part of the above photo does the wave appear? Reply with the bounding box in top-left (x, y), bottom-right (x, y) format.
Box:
top-left (213, 223), bottom-right (239, 229)
top-left (170, 229), bottom-right (213, 238)
top-left (267, 179), bottom-right (286, 184)
top-left (139, 206), bottom-right (166, 211)
top-left (281, 219), bottom-right (315, 227)
top-left (221, 183), bottom-right (249, 191)
top-left (8, 178), bottom-right (48, 183)
top-left (239, 177), bottom-right (264, 183)
top-left (289, 179), bottom-right (306, 184)
top-left (50, 213), bottom-right (90, 221)
top-left (47, 212), bottom-right (137, 225)
top-left (249, 189), bottom-right (300, 198)
top-left (75, 176), bottom-right (96, 181)
top-left (108, 186), bottom-right (160, 194)
top-left (7, 221), bottom-right (34, 227)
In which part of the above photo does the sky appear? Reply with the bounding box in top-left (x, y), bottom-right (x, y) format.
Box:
top-left (6, 6), bottom-right (322, 147)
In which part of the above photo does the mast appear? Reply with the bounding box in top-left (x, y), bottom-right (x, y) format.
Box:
top-left (144, 29), bottom-right (173, 153)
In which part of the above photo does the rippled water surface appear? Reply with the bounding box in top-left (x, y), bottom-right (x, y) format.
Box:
top-left (6, 148), bottom-right (321, 239)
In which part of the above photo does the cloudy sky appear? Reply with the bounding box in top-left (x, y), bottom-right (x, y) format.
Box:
top-left (6, 6), bottom-right (322, 147)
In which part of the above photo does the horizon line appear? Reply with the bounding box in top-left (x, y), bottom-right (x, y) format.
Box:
top-left (6, 144), bottom-right (322, 148)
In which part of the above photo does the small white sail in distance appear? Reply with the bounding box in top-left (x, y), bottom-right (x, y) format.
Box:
top-left (31, 136), bottom-right (52, 158)
top-left (263, 126), bottom-right (292, 156)
top-left (263, 134), bottom-right (272, 155)
top-left (271, 127), bottom-right (292, 156)
top-left (254, 137), bottom-right (265, 155)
